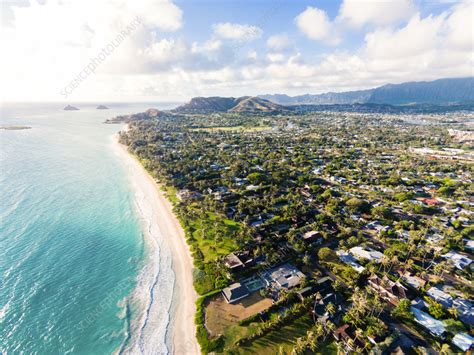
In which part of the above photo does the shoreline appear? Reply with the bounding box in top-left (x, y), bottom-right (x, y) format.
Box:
top-left (111, 130), bottom-right (199, 355)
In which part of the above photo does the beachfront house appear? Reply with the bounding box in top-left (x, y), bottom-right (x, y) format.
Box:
top-left (222, 282), bottom-right (250, 304)
top-left (223, 250), bottom-right (262, 274)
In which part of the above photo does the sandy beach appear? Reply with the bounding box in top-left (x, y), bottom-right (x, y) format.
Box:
top-left (112, 132), bottom-right (199, 355)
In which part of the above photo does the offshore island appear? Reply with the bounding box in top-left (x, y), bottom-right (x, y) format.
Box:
top-left (112, 78), bottom-right (474, 354)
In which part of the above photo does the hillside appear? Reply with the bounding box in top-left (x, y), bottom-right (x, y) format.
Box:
top-left (104, 108), bottom-right (164, 124)
top-left (260, 77), bottom-right (474, 106)
top-left (173, 96), bottom-right (289, 114)
top-left (229, 97), bottom-right (289, 113)
top-left (368, 77), bottom-right (474, 105)
top-left (173, 97), bottom-right (238, 113)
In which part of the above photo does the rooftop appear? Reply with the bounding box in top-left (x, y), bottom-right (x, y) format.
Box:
top-left (452, 333), bottom-right (473, 351)
top-left (264, 263), bottom-right (305, 290)
top-left (426, 287), bottom-right (453, 307)
top-left (411, 307), bottom-right (446, 337)
top-left (222, 282), bottom-right (250, 304)
top-left (349, 246), bottom-right (384, 263)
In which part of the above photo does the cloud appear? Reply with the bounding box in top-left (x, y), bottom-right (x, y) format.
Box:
top-left (295, 7), bottom-right (340, 45)
top-left (212, 22), bottom-right (262, 42)
top-left (266, 33), bottom-right (291, 51)
top-left (337, 0), bottom-right (416, 28)
top-left (142, 38), bottom-right (188, 67)
top-left (0, 0), bottom-right (472, 102)
top-left (364, 14), bottom-right (444, 61)
top-left (0, 0), bottom-right (184, 100)
top-left (266, 53), bottom-right (286, 63)
top-left (191, 39), bottom-right (222, 56)
top-left (444, 0), bottom-right (474, 51)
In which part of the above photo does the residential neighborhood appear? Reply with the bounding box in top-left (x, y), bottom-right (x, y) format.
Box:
top-left (121, 106), bottom-right (473, 354)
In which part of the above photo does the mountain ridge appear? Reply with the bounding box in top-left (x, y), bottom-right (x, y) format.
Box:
top-left (260, 77), bottom-right (474, 106)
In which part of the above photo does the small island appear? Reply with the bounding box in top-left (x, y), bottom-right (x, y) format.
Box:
top-left (64, 105), bottom-right (79, 111)
top-left (97, 105), bottom-right (109, 110)
top-left (0, 125), bottom-right (32, 130)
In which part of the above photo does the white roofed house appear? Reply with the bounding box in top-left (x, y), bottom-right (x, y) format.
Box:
top-left (349, 246), bottom-right (384, 263)
top-left (398, 271), bottom-right (427, 290)
top-left (411, 307), bottom-right (447, 339)
top-left (426, 287), bottom-right (453, 308)
top-left (442, 251), bottom-right (472, 270)
top-left (336, 250), bottom-right (365, 273)
top-left (262, 263), bottom-right (305, 291)
top-left (453, 298), bottom-right (474, 327)
top-left (176, 189), bottom-right (202, 201)
top-left (301, 230), bottom-right (323, 244)
top-left (452, 333), bottom-right (473, 352)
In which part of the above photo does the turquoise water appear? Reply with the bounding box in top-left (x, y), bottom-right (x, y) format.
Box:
top-left (0, 103), bottom-right (173, 354)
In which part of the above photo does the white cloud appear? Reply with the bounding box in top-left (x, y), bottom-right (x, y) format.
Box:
top-left (364, 14), bottom-right (444, 60)
top-left (295, 7), bottom-right (340, 45)
top-left (142, 38), bottom-right (188, 66)
top-left (266, 33), bottom-right (291, 51)
top-left (191, 39), bottom-right (222, 54)
top-left (337, 0), bottom-right (416, 28)
top-left (0, 0), bottom-right (184, 101)
top-left (266, 53), bottom-right (285, 63)
top-left (444, 0), bottom-right (474, 51)
top-left (0, 0), bottom-right (472, 102)
top-left (212, 22), bottom-right (262, 41)
top-left (247, 50), bottom-right (257, 60)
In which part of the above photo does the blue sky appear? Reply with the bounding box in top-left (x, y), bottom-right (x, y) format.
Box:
top-left (175, 0), bottom-right (454, 59)
top-left (1, 0), bottom-right (472, 101)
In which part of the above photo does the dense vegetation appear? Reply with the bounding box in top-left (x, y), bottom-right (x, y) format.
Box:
top-left (120, 108), bottom-right (473, 354)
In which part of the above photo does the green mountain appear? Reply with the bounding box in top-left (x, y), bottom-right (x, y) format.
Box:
top-left (260, 77), bottom-right (474, 106)
top-left (173, 96), bottom-right (289, 114)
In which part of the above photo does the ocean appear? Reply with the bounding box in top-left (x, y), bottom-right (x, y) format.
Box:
top-left (0, 102), bottom-right (177, 354)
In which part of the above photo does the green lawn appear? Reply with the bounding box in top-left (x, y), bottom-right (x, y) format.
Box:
top-left (161, 185), bottom-right (180, 205)
top-left (161, 185), bottom-right (240, 262)
top-left (186, 209), bottom-right (240, 262)
top-left (223, 315), bottom-right (336, 355)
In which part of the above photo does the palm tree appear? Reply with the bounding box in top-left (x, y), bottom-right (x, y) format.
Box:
top-left (346, 338), bottom-right (355, 351)
top-left (326, 302), bottom-right (336, 316)
top-left (335, 341), bottom-right (346, 355)
top-left (448, 307), bottom-right (458, 319)
top-left (387, 255), bottom-right (399, 274)
top-left (325, 320), bottom-right (336, 336)
top-left (306, 330), bottom-right (318, 351)
top-left (314, 323), bottom-right (325, 340)
top-left (439, 343), bottom-right (451, 355)
top-left (351, 288), bottom-right (368, 318)
top-left (380, 256), bottom-right (390, 273)
top-left (292, 337), bottom-right (306, 355)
